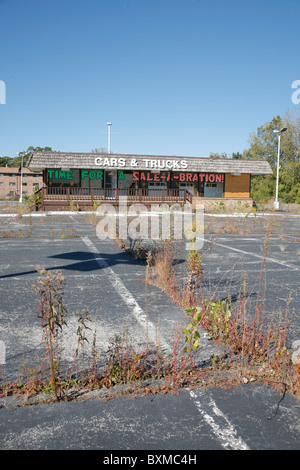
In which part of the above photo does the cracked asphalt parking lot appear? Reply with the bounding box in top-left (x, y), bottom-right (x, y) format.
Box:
top-left (0, 210), bottom-right (299, 450)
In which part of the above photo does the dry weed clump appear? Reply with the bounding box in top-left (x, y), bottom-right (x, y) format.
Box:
top-left (98, 334), bottom-right (165, 388)
top-left (147, 241), bottom-right (176, 289)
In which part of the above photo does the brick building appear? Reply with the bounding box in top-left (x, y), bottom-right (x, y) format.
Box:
top-left (0, 167), bottom-right (43, 200)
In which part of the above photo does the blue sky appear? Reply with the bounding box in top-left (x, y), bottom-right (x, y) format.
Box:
top-left (0, 0), bottom-right (299, 159)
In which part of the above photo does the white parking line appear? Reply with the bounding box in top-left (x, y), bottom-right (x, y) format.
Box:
top-left (203, 238), bottom-right (299, 271)
top-left (189, 389), bottom-right (250, 450)
top-left (81, 236), bottom-right (169, 352)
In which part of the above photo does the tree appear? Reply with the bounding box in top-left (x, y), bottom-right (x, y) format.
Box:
top-left (243, 115), bottom-right (283, 166)
top-left (232, 152), bottom-right (243, 159)
top-left (0, 156), bottom-right (13, 167)
top-left (243, 110), bottom-right (300, 204)
top-left (1, 146), bottom-right (54, 168)
top-left (91, 147), bottom-right (108, 154)
top-left (209, 152), bottom-right (228, 159)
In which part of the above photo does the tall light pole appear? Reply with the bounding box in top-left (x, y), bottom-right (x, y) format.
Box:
top-left (273, 127), bottom-right (287, 210)
top-left (18, 151), bottom-right (24, 204)
top-left (106, 122), bottom-right (112, 154)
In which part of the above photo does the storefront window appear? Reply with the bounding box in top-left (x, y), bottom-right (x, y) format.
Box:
top-left (81, 170), bottom-right (103, 190)
top-left (47, 169), bottom-right (80, 187)
top-left (148, 172), bottom-right (168, 190)
top-left (104, 170), bottom-right (117, 189)
top-left (118, 171), bottom-right (138, 189)
top-left (204, 181), bottom-right (223, 197)
top-left (45, 168), bottom-right (225, 197)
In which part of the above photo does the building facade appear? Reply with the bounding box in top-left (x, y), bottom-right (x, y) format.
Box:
top-left (0, 167), bottom-right (43, 200)
top-left (26, 152), bottom-right (273, 211)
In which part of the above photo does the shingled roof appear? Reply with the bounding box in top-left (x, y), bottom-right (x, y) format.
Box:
top-left (26, 151), bottom-right (273, 175)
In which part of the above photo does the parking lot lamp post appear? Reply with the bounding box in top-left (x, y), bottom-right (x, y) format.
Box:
top-left (18, 152), bottom-right (24, 204)
top-left (107, 122), bottom-right (112, 154)
top-left (273, 127), bottom-right (287, 210)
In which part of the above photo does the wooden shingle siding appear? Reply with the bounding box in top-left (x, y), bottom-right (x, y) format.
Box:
top-left (27, 152), bottom-right (273, 176)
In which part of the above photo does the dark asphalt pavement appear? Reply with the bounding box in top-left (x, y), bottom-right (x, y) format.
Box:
top-left (0, 211), bottom-right (299, 451)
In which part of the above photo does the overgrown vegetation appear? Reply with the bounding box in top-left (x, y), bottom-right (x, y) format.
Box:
top-left (0, 213), bottom-right (299, 405)
top-left (113, 215), bottom-right (300, 399)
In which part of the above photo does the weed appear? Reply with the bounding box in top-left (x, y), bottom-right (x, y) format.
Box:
top-left (32, 266), bottom-right (67, 401)
top-left (64, 309), bottom-right (91, 397)
top-left (100, 334), bottom-right (163, 388)
top-left (185, 249), bottom-right (203, 302)
top-left (183, 306), bottom-right (201, 352)
top-left (69, 200), bottom-right (80, 211)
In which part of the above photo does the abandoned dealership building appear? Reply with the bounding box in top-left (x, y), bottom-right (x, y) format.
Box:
top-left (26, 151), bottom-right (273, 211)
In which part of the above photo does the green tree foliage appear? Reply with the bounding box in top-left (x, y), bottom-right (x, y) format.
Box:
top-left (0, 146), bottom-right (53, 167)
top-left (243, 110), bottom-right (300, 204)
top-left (232, 152), bottom-right (243, 159)
top-left (91, 147), bottom-right (108, 154)
top-left (0, 156), bottom-right (13, 167)
top-left (209, 152), bottom-right (228, 159)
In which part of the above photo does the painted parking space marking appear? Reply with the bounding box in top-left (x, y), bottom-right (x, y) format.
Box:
top-left (189, 389), bottom-right (250, 450)
top-left (201, 238), bottom-right (299, 271)
top-left (81, 236), bottom-right (169, 352)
